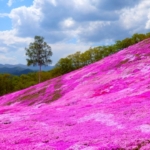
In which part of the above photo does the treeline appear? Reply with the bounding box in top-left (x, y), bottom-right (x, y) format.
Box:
top-left (0, 72), bottom-right (54, 96)
top-left (54, 33), bottom-right (150, 74)
top-left (0, 32), bottom-right (150, 96)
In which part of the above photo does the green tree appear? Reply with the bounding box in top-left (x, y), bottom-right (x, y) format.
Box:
top-left (131, 33), bottom-right (146, 44)
top-left (67, 51), bottom-right (82, 69)
top-left (55, 58), bottom-right (73, 74)
top-left (25, 36), bottom-right (52, 83)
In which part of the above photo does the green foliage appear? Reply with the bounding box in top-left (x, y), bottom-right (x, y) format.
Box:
top-left (56, 58), bottom-right (74, 74)
top-left (25, 36), bottom-right (52, 82)
top-left (54, 32), bottom-right (150, 75)
top-left (131, 33), bottom-right (146, 44)
top-left (115, 38), bottom-right (132, 50)
top-left (0, 74), bottom-right (13, 95)
top-left (115, 33), bottom-right (150, 50)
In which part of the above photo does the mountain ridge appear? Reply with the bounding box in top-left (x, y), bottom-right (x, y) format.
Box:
top-left (0, 66), bottom-right (35, 76)
top-left (0, 64), bottom-right (54, 71)
top-left (0, 64), bottom-right (54, 76)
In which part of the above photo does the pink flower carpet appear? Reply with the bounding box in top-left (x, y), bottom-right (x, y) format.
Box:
top-left (1, 39), bottom-right (150, 149)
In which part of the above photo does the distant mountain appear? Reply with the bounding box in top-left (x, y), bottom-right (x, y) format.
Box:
top-left (0, 67), bottom-right (35, 76)
top-left (0, 64), bottom-right (54, 71)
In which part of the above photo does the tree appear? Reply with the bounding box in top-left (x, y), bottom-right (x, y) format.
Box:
top-left (25, 36), bottom-right (52, 83)
top-left (55, 58), bottom-right (73, 74)
top-left (130, 33), bottom-right (145, 44)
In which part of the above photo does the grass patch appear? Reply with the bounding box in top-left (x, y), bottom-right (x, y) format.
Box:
top-left (115, 59), bottom-right (129, 68)
top-left (45, 77), bottom-right (62, 103)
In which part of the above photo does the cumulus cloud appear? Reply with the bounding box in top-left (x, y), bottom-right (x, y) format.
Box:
top-left (9, 5), bottom-right (42, 36)
top-left (145, 9), bottom-right (150, 29)
top-left (8, 0), bottom-right (144, 43)
top-left (60, 18), bottom-right (75, 28)
top-left (119, 1), bottom-right (150, 34)
top-left (7, 0), bottom-right (14, 7)
top-left (77, 0), bottom-right (150, 42)
top-left (0, 30), bottom-right (32, 45)
top-left (1, 0), bottom-right (150, 64)
top-left (0, 30), bottom-right (33, 64)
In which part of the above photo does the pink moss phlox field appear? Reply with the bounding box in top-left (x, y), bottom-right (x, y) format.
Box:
top-left (1, 39), bottom-right (150, 149)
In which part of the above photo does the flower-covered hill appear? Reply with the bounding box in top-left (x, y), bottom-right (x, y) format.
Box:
top-left (1, 39), bottom-right (150, 149)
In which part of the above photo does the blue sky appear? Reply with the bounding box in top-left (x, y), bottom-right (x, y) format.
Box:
top-left (0, 0), bottom-right (32, 30)
top-left (0, 0), bottom-right (150, 65)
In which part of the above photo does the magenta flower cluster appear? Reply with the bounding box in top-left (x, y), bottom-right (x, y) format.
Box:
top-left (0, 39), bottom-right (150, 149)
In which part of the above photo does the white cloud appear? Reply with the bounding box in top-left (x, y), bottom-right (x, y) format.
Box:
top-left (60, 18), bottom-right (75, 28)
top-left (1, 0), bottom-right (150, 65)
top-left (7, 0), bottom-right (14, 7)
top-left (0, 30), bottom-right (32, 45)
top-left (119, 1), bottom-right (150, 31)
top-left (0, 55), bottom-right (17, 64)
top-left (145, 13), bottom-right (150, 29)
top-left (7, 0), bottom-right (119, 42)
top-left (72, 0), bottom-right (96, 12)
top-left (49, 0), bottom-right (57, 6)
top-left (9, 6), bottom-right (42, 30)
top-left (0, 29), bottom-right (33, 64)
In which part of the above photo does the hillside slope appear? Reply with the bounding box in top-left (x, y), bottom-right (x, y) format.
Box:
top-left (1, 39), bottom-right (150, 149)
